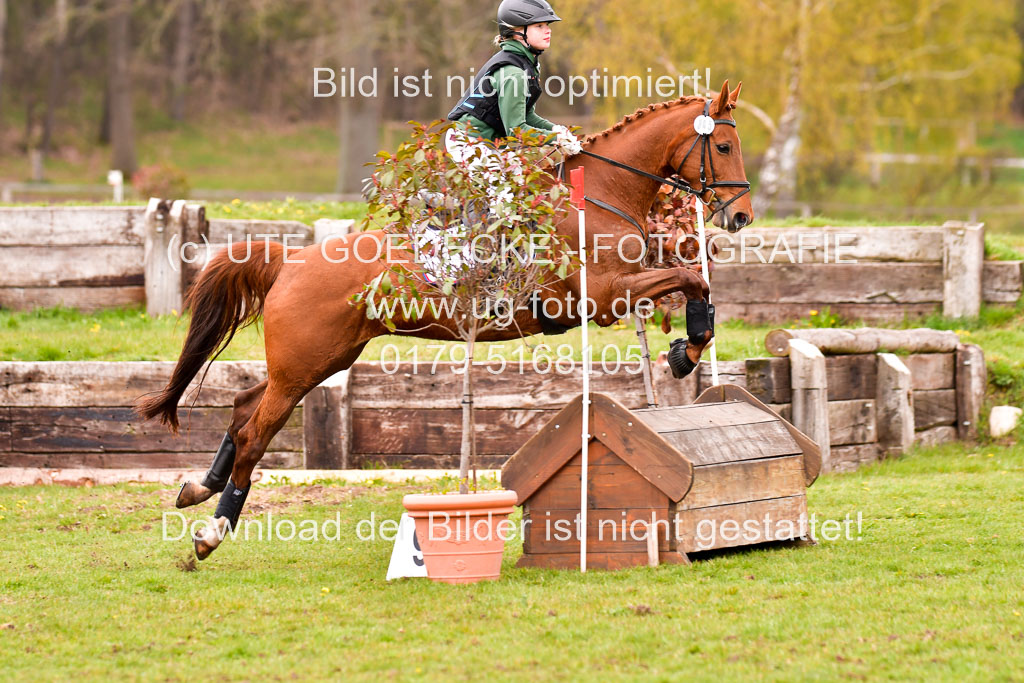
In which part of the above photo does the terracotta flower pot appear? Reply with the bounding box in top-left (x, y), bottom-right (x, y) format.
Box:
top-left (402, 490), bottom-right (518, 584)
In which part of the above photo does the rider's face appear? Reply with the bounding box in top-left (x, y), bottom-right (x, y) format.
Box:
top-left (525, 23), bottom-right (552, 50)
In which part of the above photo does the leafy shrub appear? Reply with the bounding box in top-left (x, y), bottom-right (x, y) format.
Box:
top-left (132, 163), bottom-right (190, 199)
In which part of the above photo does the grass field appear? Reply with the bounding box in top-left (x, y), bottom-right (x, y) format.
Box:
top-left (0, 440), bottom-right (1022, 679)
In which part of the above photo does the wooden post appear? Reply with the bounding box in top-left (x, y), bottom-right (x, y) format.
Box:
top-left (646, 521), bottom-right (660, 568)
top-left (313, 218), bottom-right (354, 243)
top-left (875, 353), bottom-right (914, 457)
top-left (955, 344), bottom-right (986, 441)
top-left (180, 203), bottom-right (209, 296)
top-left (789, 339), bottom-right (831, 471)
top-left (633, 314), bottom-right (657, 407)
top-left (144, 198), bottom-right (183, 316)
top-left (942, 221), bottom-right (984, 318)
top-left (303, 370), bottom-right (352, 469)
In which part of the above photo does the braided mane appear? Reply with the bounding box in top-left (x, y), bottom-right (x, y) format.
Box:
top-left (583, 96), bottom-right (705, 144)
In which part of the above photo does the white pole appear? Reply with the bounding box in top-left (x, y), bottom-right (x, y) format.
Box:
top-left (694, 197), bottom-right (718, 386)
top-left (571, 168), bottom-right (589, 573)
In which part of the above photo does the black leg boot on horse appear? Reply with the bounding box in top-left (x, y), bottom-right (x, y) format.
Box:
top-left (667, 299), bottom-right (715, 379)
top-left (175, 432), bottom-right (235, 508)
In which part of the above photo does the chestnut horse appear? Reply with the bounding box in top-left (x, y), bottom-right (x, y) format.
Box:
top-left (136, 81), bottom-right (753, 560)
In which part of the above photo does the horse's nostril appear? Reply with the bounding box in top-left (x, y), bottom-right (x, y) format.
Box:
top-left (734, 213), bottom-right (750, 228)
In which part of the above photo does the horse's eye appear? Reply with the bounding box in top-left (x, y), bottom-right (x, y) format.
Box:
top-left (716, 143), bottom-right (731, 154)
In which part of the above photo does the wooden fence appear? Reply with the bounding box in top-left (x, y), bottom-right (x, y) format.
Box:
top-left (710, 223), bottom-right (1022, 322)
top-left (0, 203), bottom-right (351, 314)
top-left (0, 338), bottom-right (984, 474)
top-left (1, 206), bottom-right (1019, 321)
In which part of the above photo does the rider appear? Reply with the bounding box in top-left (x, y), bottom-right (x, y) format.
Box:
top-left (446, 0), bottom-right (582, 170)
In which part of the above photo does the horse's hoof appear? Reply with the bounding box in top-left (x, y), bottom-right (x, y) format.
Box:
top-left (668, 338), bottom-right (699, 379)
top-left (192, 517), bottom-right (228, 561)
top-left (176, 480), bottom-right (216, 509)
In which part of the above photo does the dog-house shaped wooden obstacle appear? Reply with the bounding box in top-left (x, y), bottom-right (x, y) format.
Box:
top-left (501, 385), bottom-right (822, 570)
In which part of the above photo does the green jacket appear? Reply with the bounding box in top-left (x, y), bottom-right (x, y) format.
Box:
top-left (457, 40), bottom-right (556, 142)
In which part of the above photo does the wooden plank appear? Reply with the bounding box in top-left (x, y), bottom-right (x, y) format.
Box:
top-left (651, 356), bottom-right (697, 407)
top-left (904, 353), bottom-right (955, 391)
top-left (828, 399), bottom-right (877, 446)
top-left (982, 261), bottom-right (1023, 304)
top-left (8, 406), bottom-right (303, 453)
top-left (655, 420), bottom-right (802, 466)
top-left (913, 389), bottom-right (957, 431)
top-left (682, 455), bottom-right (807, 510)
top-left (745, 358), bottom-right (791, 404)
top-left (351, 407), bottom-right (553, 456)
top-left (0, 407), bottom-right (11, 452)
top-left (825, 355), bottom-right (877, 401)
top-left (348, 362), bottom-right (651, 410)
top-left (693, 384), bottom-right (821, 486)
top-left (0, 245), bottom-right (143, 287)
top-left (500, 397), bottom-right (583, 504)
top-left (516, 551), bottom-right (684, 571)
top-left (956, 344), bottom-right (986, 440)
top-left (0, 206), bottom-right (145, 246)
top-left (675, 495), bottom-right (808, 554)
top-left (713, 263), bottom-right (944, 304)
top-left (717, 302), bottom-right (939, 326)
top-left (0, 286), bottom-right (145, 311)
top-left (828, 444), bottom-right (883, 473)
top-left (696, 361), bottom-right (747, 393)
top-left (590, 394), bottom-right (693, 501)
top-left (710, 226), bottom-right (944, 263)
top-left (353, 453), bottom-right (508, 470)
top-left (633, 400), bottom-right (778, 433)
top-left (943, 223), bottom-right (984, 317)
top-left (206, 219), bottom-right (313, 244)
top-left (0, 361), bottom-right (268, 407)
top-left (915, 426), bottom-right (957, 448)
top-left (0, 451), bottom-right (301, 469)
top-left (530, 447), bottom-right (669, 511)
top-left (524, 508), bottom-right (671, 554)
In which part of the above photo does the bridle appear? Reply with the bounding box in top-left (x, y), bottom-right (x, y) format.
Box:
top-left (575, 98), bottom-right (751, 239)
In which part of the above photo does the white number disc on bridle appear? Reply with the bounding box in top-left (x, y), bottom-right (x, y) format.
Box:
top-left (693, 115), bottom-right (716, 136)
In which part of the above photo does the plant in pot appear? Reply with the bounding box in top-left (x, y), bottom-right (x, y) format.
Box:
top-left (357, 122), bottom-right (574, 583)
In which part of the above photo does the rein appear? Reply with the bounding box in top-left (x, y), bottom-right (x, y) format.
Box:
top-left (576, 99), bottom-right (752, 238)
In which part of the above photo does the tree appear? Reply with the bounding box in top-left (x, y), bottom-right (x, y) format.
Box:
top-left (359, 123), bottom-right (573, 491)
top-left (107, 0), bottom-right (136, 176)
top-left (170, 0), bottom-right (193, 121)
top-left (0, 0), bottom-right (6, 117)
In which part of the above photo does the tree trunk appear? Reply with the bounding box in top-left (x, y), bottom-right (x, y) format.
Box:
top-left (335, 0), bottom-right (382, 194)
top-left (41, 0), bottom-right (69, 156)
top-left (170, 0), bottom-right (193, 121)
top-left (108, 0), bottom-right (137, 177)
top-left (752, 0), bottom-right (809, 217)
top-left (459, 334), bottom-right (476, 495)
top-left (0, 0), bottom-right (7, 117)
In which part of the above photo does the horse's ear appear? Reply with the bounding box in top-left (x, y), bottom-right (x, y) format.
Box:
top-left (729, 82), bottom-right (742, 109)
top-left (713, 80), bottom-right (731, 116)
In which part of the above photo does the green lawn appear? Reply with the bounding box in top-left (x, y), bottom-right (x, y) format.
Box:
top-left (0, 440), bottom-right (1022, 679)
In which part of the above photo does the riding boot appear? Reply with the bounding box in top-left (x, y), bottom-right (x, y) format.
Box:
top-left (175, 432), bottom-right (236, 509)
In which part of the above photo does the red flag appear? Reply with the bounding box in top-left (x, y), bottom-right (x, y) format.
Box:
top-left (569, 167), bottom-right (585, 210)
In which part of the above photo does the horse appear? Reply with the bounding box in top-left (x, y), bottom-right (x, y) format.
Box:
top-left (135, 80), bottom-right (754, 560)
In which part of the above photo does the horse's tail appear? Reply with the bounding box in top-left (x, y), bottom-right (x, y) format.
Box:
top-left (134, 241), bottom-right (286, 433)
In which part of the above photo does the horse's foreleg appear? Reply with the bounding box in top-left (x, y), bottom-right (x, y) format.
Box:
top-left (602, 267), bottom-right (713, 379)
top-left (175, 380), bottom-right (269, 509)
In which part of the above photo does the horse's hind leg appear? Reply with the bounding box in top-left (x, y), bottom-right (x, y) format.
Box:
top-left (175, 379), bottom-right (269, 509)
top-left (193, 342), bottom-right (368, 560)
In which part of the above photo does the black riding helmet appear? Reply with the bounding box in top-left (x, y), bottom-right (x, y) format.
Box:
top-left (497, 0), bottom-right (561, 55)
